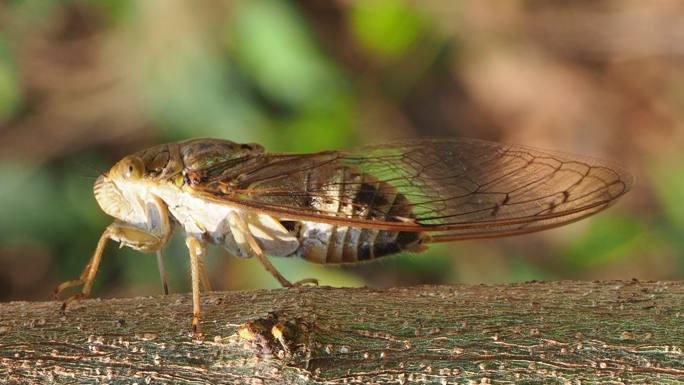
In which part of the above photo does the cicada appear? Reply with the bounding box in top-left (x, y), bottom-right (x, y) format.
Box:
top-left (55, 138), bottom-right (631, 331)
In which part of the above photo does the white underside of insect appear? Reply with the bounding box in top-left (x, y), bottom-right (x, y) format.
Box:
top-left (155, 182), bottom-right (301, 257)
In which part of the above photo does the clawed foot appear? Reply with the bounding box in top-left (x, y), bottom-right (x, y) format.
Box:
top-left (192, 314), bottom-right (200, 335)
top-left (53, 280), bottom-right (88, 311)
top-left (60, 293), bottom-right (85, 312)
top-left (53, 279), bottom-right (84, 299)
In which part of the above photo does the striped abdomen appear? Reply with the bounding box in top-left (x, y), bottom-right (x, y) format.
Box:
top-left (291, 167), bottom-right (425, 264)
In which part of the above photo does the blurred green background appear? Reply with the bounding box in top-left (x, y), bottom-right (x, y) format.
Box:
top-left (1, 0), bottom-right (683, 301)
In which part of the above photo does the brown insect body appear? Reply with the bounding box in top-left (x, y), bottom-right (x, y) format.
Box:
top-left (283, 166), bottom-right (424, 264)
top-left (56, 137), bottom-right (632, 332)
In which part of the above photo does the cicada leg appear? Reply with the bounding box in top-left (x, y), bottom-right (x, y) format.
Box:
top-left (198, 255), bottom-right (212, 293)
top-left (185, 236), bottom-right (206, 333)
top-left (54, 225), bottom-right (114, 310)
top-left (227, 212), bottom-right (318, 288)
top-left (55, 222), bottom-right (168, 310)
top-left (148, 197), bottom-right (172, 295)
top-left (156, 251), bottom-right (169, 295)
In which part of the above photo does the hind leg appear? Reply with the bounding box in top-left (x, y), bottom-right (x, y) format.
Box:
top-left (227, 212), bottom-right (318, 287)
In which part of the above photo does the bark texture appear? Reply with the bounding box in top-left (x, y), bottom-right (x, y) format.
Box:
top-left (1, 281), bottom-right (683, 384)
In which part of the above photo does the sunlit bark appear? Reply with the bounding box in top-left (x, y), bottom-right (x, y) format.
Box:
top-left (1, 281), bottom-right (683, 384)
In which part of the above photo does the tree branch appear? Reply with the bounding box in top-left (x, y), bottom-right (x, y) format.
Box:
top-left (1, 281), bottom-right (683, 384)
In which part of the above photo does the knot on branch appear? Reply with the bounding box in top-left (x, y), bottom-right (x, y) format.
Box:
top-left (237, 311), bottom-right (312, 362)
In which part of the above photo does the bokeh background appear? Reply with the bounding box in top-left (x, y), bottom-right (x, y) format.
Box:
top-left (1, 0), bottom-right (684, 302)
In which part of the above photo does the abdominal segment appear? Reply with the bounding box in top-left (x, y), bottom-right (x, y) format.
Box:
top-left (293, 221), bottom-right (424, 264)
top-left (275, 166), bottom-right (424, 263)
top-left (286, 165), bottom-right (425, 263)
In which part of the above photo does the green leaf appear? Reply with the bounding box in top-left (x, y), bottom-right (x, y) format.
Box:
top-left (0, 38), bottom-right (21, 121)
top-left (654, 160), bottom-right (684, 231)
top-left (350, 0), bottom-right (429, 59)
top-left (273, 94), bottom-right (356, 152)
top-left (228, 0), bottom-right (345, 107)
top-left (507, 256), bottom-right (555, 282)
top-left (90, 0), bottom-right (135, 22)
top-left (563, 216), bottom-right (643, 269)
top-left (0, 162), bottom-right (63, 241)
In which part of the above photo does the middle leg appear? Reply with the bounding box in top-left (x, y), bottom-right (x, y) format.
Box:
top-left (198, 255), bottom-right (212, 292)
top-left (156, 251), bottom-right (169, 295)
top-left (185, 236), bottom-right (206, 333)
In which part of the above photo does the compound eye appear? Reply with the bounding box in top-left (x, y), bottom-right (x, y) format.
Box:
top-left (121, 156), bottom-right (145, 180)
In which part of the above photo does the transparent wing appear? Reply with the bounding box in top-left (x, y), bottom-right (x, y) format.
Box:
top-left (191, 138), bottom-right (632, 239)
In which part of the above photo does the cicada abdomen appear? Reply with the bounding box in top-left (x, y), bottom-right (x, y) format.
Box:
top-left (266, 165), bottom-right (426, 264)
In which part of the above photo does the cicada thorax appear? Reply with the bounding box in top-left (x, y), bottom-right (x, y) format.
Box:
top-left (177, 139), bottom-right (266, 187)
top-left (281, 165), bottom-right (426, 264)
top-left (179, 139), bottom-right (264, 170)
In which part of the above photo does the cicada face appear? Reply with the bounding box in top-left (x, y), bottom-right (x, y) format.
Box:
top-left (94, 155), bottom-right (152, 227)
top-left (93, 142), bottom-right (189, 228)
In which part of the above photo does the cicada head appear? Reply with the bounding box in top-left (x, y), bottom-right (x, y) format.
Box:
top-left (94, 155), bottom-right (150, 226)
top-left (94, 141), bottom-right (184, 223)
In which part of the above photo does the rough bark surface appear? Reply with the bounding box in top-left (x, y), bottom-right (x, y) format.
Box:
top-left (1, 281), bottom-right (683, 384)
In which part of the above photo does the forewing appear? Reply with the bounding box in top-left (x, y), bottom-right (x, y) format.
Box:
top-left (192, 138), bottom-right (632, 239)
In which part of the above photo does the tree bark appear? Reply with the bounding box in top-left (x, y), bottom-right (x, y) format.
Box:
top-left (1, 281), bottom-right (683, 384)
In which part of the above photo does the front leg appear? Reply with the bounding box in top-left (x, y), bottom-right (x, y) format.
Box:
top-left (55, 222), bottom-right (167, 310)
